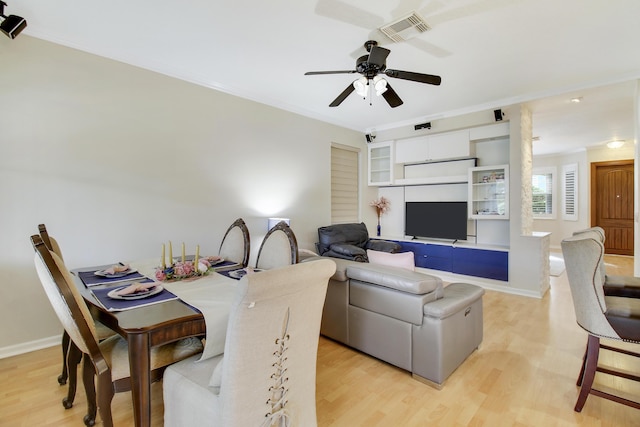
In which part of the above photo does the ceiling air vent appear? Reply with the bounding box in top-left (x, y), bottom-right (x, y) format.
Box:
top-left (380, 12), bottom-right (431, 42)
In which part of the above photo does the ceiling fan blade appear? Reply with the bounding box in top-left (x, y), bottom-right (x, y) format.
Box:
top-left (305, 70), bottom-right (357, 75)
top-left (385, 69), bottom-right (442, 85)
top-left (368, 45), bottom-right (390, 68)
top-left (329, 84), bottom-right (355, 107)
top-left (382, 83), bottom-right (403, 108)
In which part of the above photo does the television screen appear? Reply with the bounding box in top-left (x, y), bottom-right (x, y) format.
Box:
top-left (405, 201), bottom-right (468, 241)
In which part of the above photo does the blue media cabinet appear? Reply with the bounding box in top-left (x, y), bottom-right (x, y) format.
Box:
top-left (395, 240), bottom-right (509, 281)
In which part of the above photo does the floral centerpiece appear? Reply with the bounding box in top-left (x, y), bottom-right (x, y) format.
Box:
top-left (370, 196), bottom-right (390, 236)
top-left (155, 242), bottom-right (214, 282)
top-left (155, 258), bottom-right (213, 282)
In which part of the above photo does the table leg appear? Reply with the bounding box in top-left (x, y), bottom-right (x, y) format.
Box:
top-left (128, 333), bottom-right (151, 427)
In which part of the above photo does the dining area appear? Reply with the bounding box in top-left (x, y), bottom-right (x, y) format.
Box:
top-left (30, 220), bottom-right (335, 427)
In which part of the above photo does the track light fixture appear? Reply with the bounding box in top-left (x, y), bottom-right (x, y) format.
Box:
top-left (0, 1), bottom-right (27, 39)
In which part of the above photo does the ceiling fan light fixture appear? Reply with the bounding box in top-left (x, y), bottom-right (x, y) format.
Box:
top-left (353, 77), bottom-right (369, 97)
top-left (373, 75), bottom-right (387, 96)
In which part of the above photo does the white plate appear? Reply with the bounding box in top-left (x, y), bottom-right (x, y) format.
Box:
top-left (107, 285), bottom-right (163, 300)
top-left (94, 267), bottom-right (138, 278)
top-left (208, 257), bottom-right (225, 266)
top-left (229, 268), bottom-right (264, 279)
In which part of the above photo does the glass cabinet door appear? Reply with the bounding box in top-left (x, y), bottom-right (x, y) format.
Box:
top-left (368, 141), bottom-right (393, 186)
top-left (469, 165), bottom-right (509, 219)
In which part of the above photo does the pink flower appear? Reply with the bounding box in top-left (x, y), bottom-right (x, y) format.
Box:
top-left (370, 196), bottom-right (390, 218)
top-left (155, 270), bottom-right (167, 281)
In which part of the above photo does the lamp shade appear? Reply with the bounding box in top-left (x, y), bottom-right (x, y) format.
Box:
top-left (353, 77), bottom-right (369, 97)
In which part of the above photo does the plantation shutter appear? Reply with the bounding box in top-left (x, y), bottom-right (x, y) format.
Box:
top-left (331, 145), bottom-right (359, 224)
top-left (562, 163), bottom-right (578, 221)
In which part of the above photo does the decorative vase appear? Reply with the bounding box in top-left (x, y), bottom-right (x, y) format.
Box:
top-left (377, 222), bottom-right (381, 236)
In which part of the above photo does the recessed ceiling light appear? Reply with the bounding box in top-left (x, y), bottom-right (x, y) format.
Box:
top-left (606, 140), bottom-right (625, 149)
top-left (570, 97), bottom-right (583, 103)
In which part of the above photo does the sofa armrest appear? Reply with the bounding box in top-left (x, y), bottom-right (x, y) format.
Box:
top-left (329, 243), bottom-right (367, 258)
top-left (366, 239), bottom-right (401, 253)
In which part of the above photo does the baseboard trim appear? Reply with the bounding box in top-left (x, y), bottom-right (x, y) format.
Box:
top-left (416, 267), bottom-right (545, 299)
top-left (0, 335), bottom-right (61, 359)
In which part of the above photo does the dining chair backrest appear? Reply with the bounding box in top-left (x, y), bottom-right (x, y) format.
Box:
top-left (561, 233), bottom-right (620, 339)
top-left (39, 223), bottom-right (65, 261)
top-left (32, 235), bottom-right (101, 357)
top-left (218, 218), bottom-right (251, 267)
top-left (255, 221), bottom-right (299, 270)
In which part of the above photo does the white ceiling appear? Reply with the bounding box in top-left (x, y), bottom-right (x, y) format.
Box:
top-left (9, 0), bottom-right (640, 156)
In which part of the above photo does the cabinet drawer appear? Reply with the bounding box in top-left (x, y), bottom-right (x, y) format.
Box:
top-left (398, 242), bottom-right (452, 271)
top-left (452, 247), bottom-right (508, 281)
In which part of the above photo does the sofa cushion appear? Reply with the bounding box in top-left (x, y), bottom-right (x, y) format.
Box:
top-left (367, 250), bottom-right (415, 271)
top-left (346, 263), bottom-right (442, 295)
top-left (350, 279), bottom-right (440, 325)
top-left (317, 223), bottom-right (369, 255)
top-left (330, 243), bottom-right (367, 258)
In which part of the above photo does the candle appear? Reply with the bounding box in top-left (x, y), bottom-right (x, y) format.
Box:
top-left (169, 241), bottom-right (173, 265)
top-left (182, 242), bottom-right (185, 263)
top-left (161, 244), bottom-right (166, 269)
top-left (194, 245), bottom-right (200, 270)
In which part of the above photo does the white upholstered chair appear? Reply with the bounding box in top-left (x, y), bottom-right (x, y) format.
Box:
top-left (163, 258), bottom-right (336, 427)
top-left (255, 220), bottom-right (299, 270)
top-left (38, 223), bottom-right (117, 410)
top-left (573, 226), bottom-right (640, 298)
top-left (561, 233), bottom-right (640, 411)
top-left (218, 218), bottom-right (251, 268)
top-left (31, 235), bottom-right (203, 427)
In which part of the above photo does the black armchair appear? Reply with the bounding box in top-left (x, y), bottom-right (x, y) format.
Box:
top-left (316, 222), bottom-right (401, 262)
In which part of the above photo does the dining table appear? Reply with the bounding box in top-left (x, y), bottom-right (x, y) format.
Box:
top-left (71, 257), bottom-right (242, 427)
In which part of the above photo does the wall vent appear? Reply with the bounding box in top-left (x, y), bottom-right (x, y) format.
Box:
top-left (380, 12), bottom-right (431, 42)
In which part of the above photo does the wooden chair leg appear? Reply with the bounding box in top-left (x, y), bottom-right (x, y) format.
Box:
top-left (58, 331), bottom-right (71, 385)
top-left (62, 341), bottom-right (82, 409)
top-left (576, 343), bottom-right (588, 386)
top-left (82, 356), bottom-right (97, 427)
top-left (575, 335), bottom-right (599, 412)
top-left (95, 369), bottom-right (115, 427)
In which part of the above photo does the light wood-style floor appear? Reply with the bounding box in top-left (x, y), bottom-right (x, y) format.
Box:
top-left (1, 254), bottom-right (639, 426)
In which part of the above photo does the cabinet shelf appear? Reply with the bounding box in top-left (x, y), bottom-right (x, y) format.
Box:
top-left (468, 165), bottom-right (509, 219)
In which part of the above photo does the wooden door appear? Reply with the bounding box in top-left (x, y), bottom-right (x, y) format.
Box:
top-left (591, 160), bottom-right (634, 255)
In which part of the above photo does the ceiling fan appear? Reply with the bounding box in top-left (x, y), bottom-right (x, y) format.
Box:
top-left (304, 40), bottom-right (441, 108)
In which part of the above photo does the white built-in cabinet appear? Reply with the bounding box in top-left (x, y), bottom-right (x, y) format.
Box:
top-left (395, 129), bottom-right (471, 164)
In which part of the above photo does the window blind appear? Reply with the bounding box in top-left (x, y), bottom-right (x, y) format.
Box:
top-left (331, 146), bottom-right (359, 224)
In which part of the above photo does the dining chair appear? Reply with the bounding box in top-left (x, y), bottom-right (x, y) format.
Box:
top-left (218, 218), bottom-right (250, 267)
top-left (38, 223), bottom-right (118, 410)
top-left (572, 226), bottom-right (640, 298)
top-left (163, 258), bottom-right (336, 426)
top-left (561, 233), bottom-right (640, 411)
top-left (255, 220), bottom-right (299, 270)
top-left (31, 235), bottom-right (204, 427)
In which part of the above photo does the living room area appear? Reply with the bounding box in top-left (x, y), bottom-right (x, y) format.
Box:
top-left (2, 1), bottom-right (640, 425)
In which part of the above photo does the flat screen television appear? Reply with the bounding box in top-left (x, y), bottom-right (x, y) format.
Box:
top-left (405, 201), bottom-right (468, 241)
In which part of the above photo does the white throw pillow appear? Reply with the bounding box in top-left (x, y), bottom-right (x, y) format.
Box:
top-left (367, 250), bottom-right (415, 271)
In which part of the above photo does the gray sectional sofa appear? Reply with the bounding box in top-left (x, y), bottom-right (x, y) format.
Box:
top-left (309, 256), bottom-right (485, 388)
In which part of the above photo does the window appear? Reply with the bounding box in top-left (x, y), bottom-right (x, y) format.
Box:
top-left (532, 167), bottom-right (556, 219)
top-left (562, 163), bottom-right (578, 221)
top-left (331, 144), bottom-right (359, 224)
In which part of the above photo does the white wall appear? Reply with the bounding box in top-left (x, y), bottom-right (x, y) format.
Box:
top-left (0, 36), bottom-right (363, 354)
